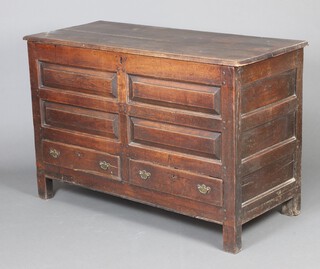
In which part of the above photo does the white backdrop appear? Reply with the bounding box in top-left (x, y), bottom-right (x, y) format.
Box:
top-left (0, 1), bottom-right (319, 268)
top-left (1, 0), bottom-right (319, 172)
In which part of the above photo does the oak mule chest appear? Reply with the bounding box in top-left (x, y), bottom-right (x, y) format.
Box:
top-left (24, 21), bottom-right (307, 253)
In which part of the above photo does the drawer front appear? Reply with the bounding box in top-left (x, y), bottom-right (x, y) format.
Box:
top-left (129, 159), bottom-right (223, 207)
top-left (129, 75), bottom-right (220, 115)
top-left (43, 140), bottom-right (120, 179)
top-left (42, 101), bottom-right (119, 139)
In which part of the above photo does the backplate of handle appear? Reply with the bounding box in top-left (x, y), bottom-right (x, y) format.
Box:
top-left (99, 161), bottom-right (110, 170)
top-left (49, 148), bottom-right (60, 158)
top-left (139, 170), bottom-right (151, 180)
top-left (197, 184), bottom-right (211, 195)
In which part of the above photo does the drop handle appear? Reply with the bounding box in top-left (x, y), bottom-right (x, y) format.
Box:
top-left (49, 148), bottom-right (60, 158)
top-left (99, 161), bottom-right (110, 170)
top-left (139, 170), bottom-right (151, 180)
top-left (197, 184), bottom-right (211, 195)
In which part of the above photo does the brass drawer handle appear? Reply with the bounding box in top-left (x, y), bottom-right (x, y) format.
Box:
top-left (197, 184), bottom-right (211, 195)
top-left (139, 170), bottom-right (151, 180)
top-left (99, 161), bottom-right (110, 170)
top-left (49, 148), bottom-right (60, 158)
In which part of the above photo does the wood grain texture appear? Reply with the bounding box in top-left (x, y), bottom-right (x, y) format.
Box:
top-left (124, 53), bottom-right (221, 85)
top-left (130, 117), bottom-right (221, 159)
top-left (241, 69), bottom-right (296, 114)
top-left (43, 140), bottom-right (120, 179)
top-left (42, 126), bottom-right (121, 155)
top-left (240, 112), bottom-right (295, 159)
top-left (242, 154), bottom-right (294, 202)
top-left (42, 101), bottom-right (119, 138)
top-left (128, 143), bottom-right (222, 178)
top-left (25, 22), bottom-right (307, 254)
top-left (39, 87), bottom-right (119, 114)
top-left (281, 49), bottom-right (304, 216)
top-left (238, 49), bottom-right (303, 224)
top-left (37, 170), bottom-right (53, 200)
top-left (241, 96), bottom-right (297, 131)
top-left (24, 21), bottom-right (307, 66)
top-left (129, 159), bottom-right (223, 207)
top-left (44, 164), bottom-right (225, 224)
top-left (129, 75), bottom-right (220, 114)
top-left (32, 43), bottom-right (119, 71)
top-left (127, 103), bottom-right (222, 132)
top-left (242, 180), bottom-right (297, 224)
top-left (40, 62), bottom-right (118, 98)
top-left (240, 138), bottom-right (296, 177)
top-left (221, 66), bottom-right (242, 253)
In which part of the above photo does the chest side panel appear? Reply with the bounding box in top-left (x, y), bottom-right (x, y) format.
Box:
top-left (237, 50), bottom-right (304, 223)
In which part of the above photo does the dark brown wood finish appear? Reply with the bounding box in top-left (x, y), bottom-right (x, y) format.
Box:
top-left (129, 159), bottom-right (223, 207)
top-left (24, 21), bottom-right (307, 66)
top-left (129, 75), bottom-right (221, 114)
top-left (24, 21), bottom-right (307, 253)
top-left (40, 62), bottom-right (118, 98)
top-left (238, 49), bottom-right (304, 223)
top-left (129, 117), bottom-right (221, 159)
top-left (42, 101), bottom-right (119, 138)
top-left (42, 140), bottom-right (120, 179)
top-left (221, 66), bottom-right (242, 253)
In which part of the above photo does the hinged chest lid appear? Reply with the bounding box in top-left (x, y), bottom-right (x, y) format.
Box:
top-left (24, 21), bottom-right (307, 66)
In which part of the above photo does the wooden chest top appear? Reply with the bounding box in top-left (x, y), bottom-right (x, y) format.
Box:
top-left (23, 21), bottom-right (307, 66)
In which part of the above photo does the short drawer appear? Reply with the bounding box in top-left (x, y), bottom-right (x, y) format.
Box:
top-left (42, 140), bottom-right (120, 179)
top-left (129, 159), bottom-right (223, 207)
